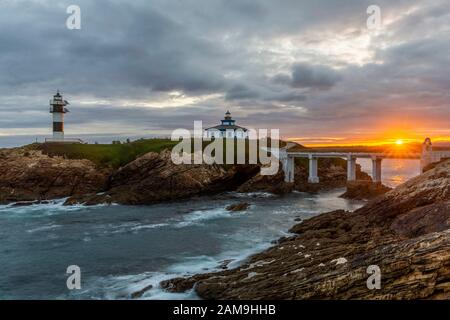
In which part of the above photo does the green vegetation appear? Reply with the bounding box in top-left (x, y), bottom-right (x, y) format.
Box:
top-left (198, 138), bottom-right (287, 167)
top-left (36, 138), bottom-right (295, 169)
top-left (39, 139), bottom-right (178, 168)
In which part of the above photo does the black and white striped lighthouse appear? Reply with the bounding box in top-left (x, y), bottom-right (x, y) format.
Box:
top-left (49, 91), bottom-right (69, 140)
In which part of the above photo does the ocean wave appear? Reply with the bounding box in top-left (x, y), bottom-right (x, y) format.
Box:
top-left (173, 207), bottom-right (238, 228)
top-left (78, 240), bottom-right (274, 300)
top-left (26, 223), bottom-right (62, 233)
top-left (83, 205), bottom-right (240, 236)
top-left (130, 223), bottom-right (170, 231)
top-left (104, 222), bottom-right (170, 235)
top-left (69, 271), bottom-right (199, 300)
top-left (227, 191), bottom-right (277, 199)
top-left (0, 198), bottom-right (115, 217)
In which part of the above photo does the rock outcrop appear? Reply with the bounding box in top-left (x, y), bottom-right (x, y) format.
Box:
top-left (0, 145), bottom-right (384, 206)
top-left (66, 153), bottom-right (372, 205)
top-left (226, 202), bottom-right (250, 212)
top-left (0, 148), bottom-right (110, 204)
top-left (340, 181), bottom-right (392, 200)
top-left (160, 160), bottom-right (450, 299)
top-left (65, 150), bottom-right (260, 205)
top-left (236, 167), bottom-right (293, 194)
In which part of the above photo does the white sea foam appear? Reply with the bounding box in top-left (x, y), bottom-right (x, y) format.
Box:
top-left (130, 223), bottom-right (170, 231)
top-left (72, 271), bottom-right (200, 300)
top-left (173, 207), bottom-right (237, 228)
top-left (26, 224), bottom-right (62, 233)
top-left (0, 198), bottom-right (110, 217)
top-left (78, 227), bottom-right (277, 300)
top-left (103, 222), bottom-right (170, 235)
top-left (228, 192), bottom-right (277, 199)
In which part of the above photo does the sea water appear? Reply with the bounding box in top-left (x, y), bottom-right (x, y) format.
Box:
top-left (0, 160), bottom-right (420, 299)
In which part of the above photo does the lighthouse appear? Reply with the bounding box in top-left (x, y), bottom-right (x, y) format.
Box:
top-left (205, 110), bottom-right (248, 139)
top-left (49, 91), bottom-right (69, 141)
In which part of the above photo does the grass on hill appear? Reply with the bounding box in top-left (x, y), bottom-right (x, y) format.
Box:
top-left (35, 138), bottom-right (297, 169)
top-left (38, 139), bottom-right (178, 168)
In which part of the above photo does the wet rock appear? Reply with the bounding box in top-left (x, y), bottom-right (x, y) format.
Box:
top-left (11, 200), bottom-right (52, 207)
top-left (218, 259), bottom-right (234, 270)
top-left (340, 181), bottom-right (392, 200)
top-left (130, 284), bottom-right (153, 299)
top-left (160, 277), bottom-right (200, 293)
top-left (237, 166), bottom-right (293, 195)
top-left (226, 202), bottom-right (250, 212)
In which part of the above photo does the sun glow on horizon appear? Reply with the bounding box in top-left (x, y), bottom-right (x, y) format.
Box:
top-left (286, 136), bottom-right (450, 148)
top-left (288, 137), bottom-right (421, 148)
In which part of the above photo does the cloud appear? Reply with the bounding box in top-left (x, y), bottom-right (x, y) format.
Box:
top-left (225, 84), bottom-right (260, 100)
top-left (0, 0), bottom-right (449, 146)
top-left (278, 63), bottom-right (342, 90)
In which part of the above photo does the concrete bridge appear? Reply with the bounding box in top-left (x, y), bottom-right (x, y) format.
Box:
top-left (280, 138), bottom-right (450, 184)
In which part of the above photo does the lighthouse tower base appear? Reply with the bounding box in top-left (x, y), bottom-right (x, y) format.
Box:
top-left (53, 131), bottom-right (64, 141)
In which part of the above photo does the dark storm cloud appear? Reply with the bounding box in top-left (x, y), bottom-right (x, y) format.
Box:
top-left (0, 0), bottom-right (228, 97)
top-left (225, 84), bottom-right (260, 100)
top-left (0, 0), bottom-right (449, 145)
top-left (286, 63), bottom-right (342, 90)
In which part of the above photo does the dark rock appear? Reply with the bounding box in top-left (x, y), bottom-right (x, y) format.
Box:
top-left (226, 202), bottom-right (250, 212)
top-left (160, 277), bottom-right (200, 293)
top-left (11, 201), bottom-right (38, 207)
top-left (340, 181), bottom-right (391, 200)
top-left (218, 259), bottom-right (234, 270)
top-left (11, 200), bottom-right (53, 207)
top-left (130, 284), bottom-right (153, 299)
top-left (237, 166), bottom-right (293, 194)
top-left (66, 150), bottom-right (260, 205)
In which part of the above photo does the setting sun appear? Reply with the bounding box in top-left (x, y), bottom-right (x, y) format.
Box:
top-left (395, 139), bottom-right (404, 145)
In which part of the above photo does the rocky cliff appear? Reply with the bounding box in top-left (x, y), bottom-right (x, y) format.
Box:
top-left (0, 145), bottom-right (377, 206)
top-left (65, 152), bottom-right (373, 205)
top-left (65, 150), bottom-right (260, 205)
top-left (160, 159), bottom-right (450, 299)
top-left (0, 148), bottom-right (110, 204)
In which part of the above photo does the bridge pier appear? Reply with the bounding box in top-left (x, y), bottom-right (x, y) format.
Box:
top-left (308, 155), bottom-right (320, 183)
top-left (347, 155), bottom-right (356, 181)
top-left (283, 156), bottom-right (295, 183)
top-left (371, 157), bottom-right (382, 183)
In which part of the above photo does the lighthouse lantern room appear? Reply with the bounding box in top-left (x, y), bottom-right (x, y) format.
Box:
top-left (49, 91), bottom-right (69, 141)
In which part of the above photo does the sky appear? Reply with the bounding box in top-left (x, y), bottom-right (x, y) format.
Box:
top-left (1, 0), bottom-right (450, 147)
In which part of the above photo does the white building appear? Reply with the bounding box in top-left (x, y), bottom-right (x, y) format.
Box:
top-left (205, 111), bottom-right (248, 139)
